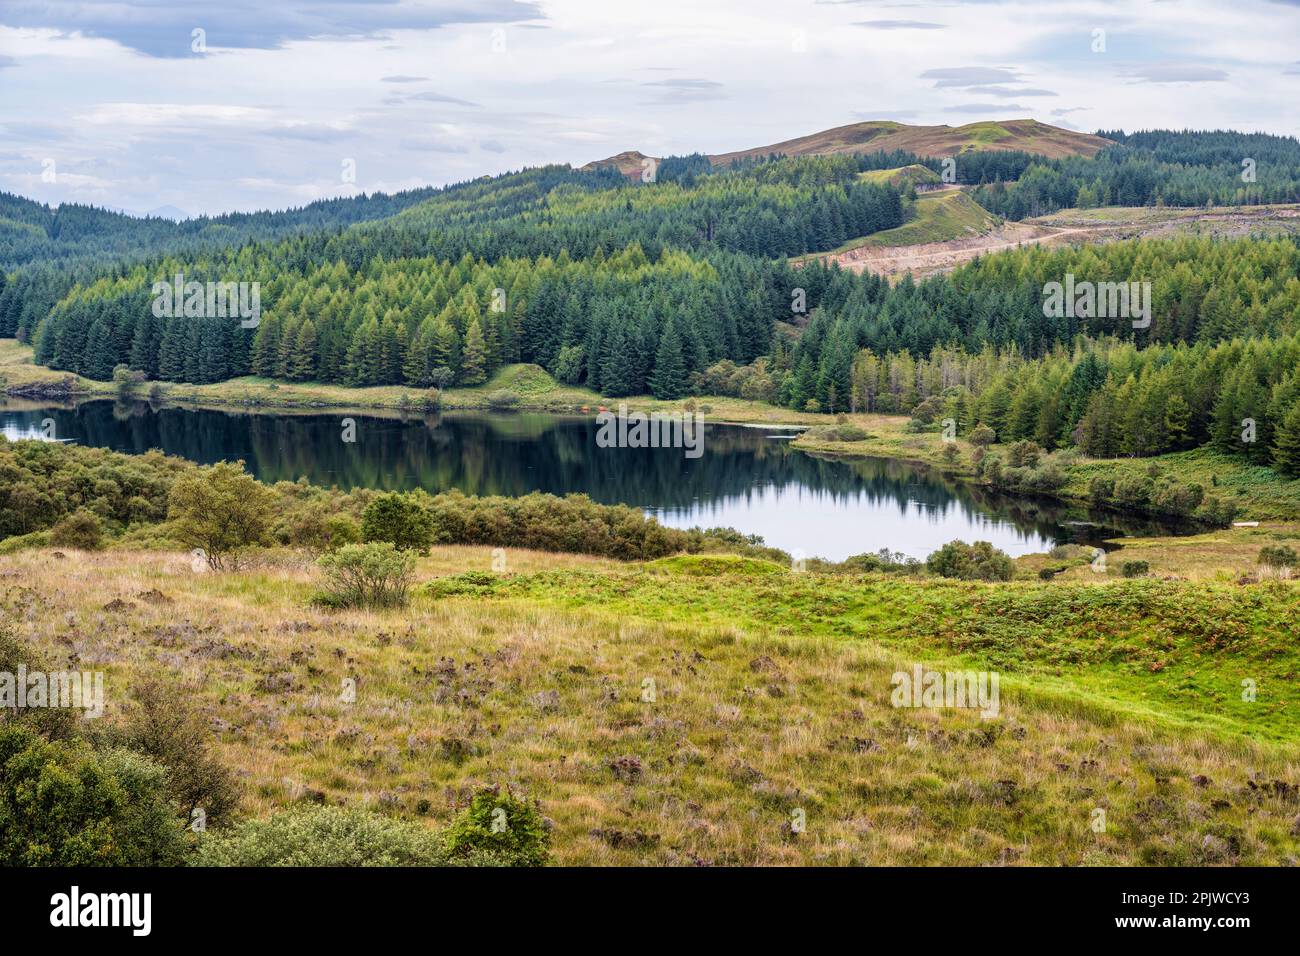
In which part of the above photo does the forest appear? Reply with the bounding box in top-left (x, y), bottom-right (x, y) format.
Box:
top-left (5, 128), bottom-right (1300, 478)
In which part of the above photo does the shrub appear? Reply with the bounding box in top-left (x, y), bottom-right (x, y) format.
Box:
top-left (315, 542), bottom-right (415, 609)
top-left (443, 788), bottom-right (550, 867)
top-left (1120, 560), bottom-right (1150, 578)
top-left (968, 423), bottom-right (996, 447)
top-left (809, 423), bottom-right (868, 442)
top-left (1151, 482), bottom-right (1204, 516)
top-left (361, 493), bottom-right (435, 552)
top-left (1087, 476), bottom-right (1115, 504)
top-left (1112, 475), bottom-right (1154, 509)
top-left (486, 390), bottom-right (521, 410)
top-left (1005, 440), bottom-right (1042, 468)
top-left (0, 724), bottom-right (187, 866)
top-left (1258, 545), bottom-right (1299, 568)
top-left (49, 509), bottom-right (104, 551)
top-left (1197, 495), bottom-right (1239, 526)
top-left (103, 678), bottom-right (239, 828)
top-left (277, 502), bottom-right (360, 553)
top-left (167, 461), bottom-right (277, 570)
top-left (194, 805), bottom-right (448, 867)
top-left (0, 624), bottom-right (77, 741)
top-left (925, 540), bottom-right (1015, 581)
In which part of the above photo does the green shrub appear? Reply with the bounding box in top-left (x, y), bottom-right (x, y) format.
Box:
top-left (315, 542), bottom-right (415, 609)
top-left (1258, 545), bottom-right (1299, 568)
top-left (1120, 560), bottom-right (1150, 578)
top-left (0, 530), bottom-right (51, 555)
top-left (167, 461), bottom-right (277, 570)
top-left (968, 423), bottom-right (996, 447)
top-left (49, 509), bottom-right (104, 551)
top-left (361, 492), bottom-right (435, 552)
top-left (277, 501), bottom-right (360, 553)
top-left (443, 788), bottom-right (550, 867)
top-left (1087, 476), bottom-right (1115, 504)
top-left (0, 724), bottom-right (187, 866)
top-left (1005, 441), bottom-right (1042, 468)
top-left (1112, 475), bottom-right (1155, 509)
top-left (925, 540), bottom-right (1015, 581)
top-left (486, 390), bottom-right (522, 410)
top-left (194, 805), bottom-right (448, 867)
top-left (99, 678), bottom-right (239, 828)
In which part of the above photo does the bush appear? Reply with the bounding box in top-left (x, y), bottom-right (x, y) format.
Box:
top-left (102, 678), bottom-right (239, 829)
top-left (486, 390), bottom-right (521, 410)
top-left (443, 788), bottom-right (550, 867)
top-left (277, 501), bottom-right (360, 553)
top-left (1258, 545), bottom-right (1299, 568)
top-left (1112, 475), bottom-right (1154, 509)
top-left (361, 493), bottom-right (435, 552)
top-left (809, 423), bottom-right (868, 442)
top-left (1197, 494), bottom-right (1239, 526)
top-left (167, 461), bottom-right (277, 570)
top-left (315, 542), bottom-right (416, 609)
top-left (1151, 482), bottom-right (1204, 516)
top-left (925, 540), bottom-right (1015, 581)
top-left (0, 624), bottom-right (77, 740)
top-left (194, 805), bottom-right (448, 867)
top-left (49, 509), bottom-right (104, 551)
top-left (0, 724), bottom-right (187, 866)
top-left (1120, 560), bottom-right (1150, 578)
top-left (1005, 440), bottom-right (1042, 468)
top-left (1087, 476), bottom-right (1115, 504)
top-left (968, 423), bottom-right (996, 447)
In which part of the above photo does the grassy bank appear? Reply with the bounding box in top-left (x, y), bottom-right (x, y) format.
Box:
top-left (1, 339), bottom-right (820, 427)
top-left (793, 415), bottom-right (1300, 521)
top-left (3, 544), bottom-right (1296, 865)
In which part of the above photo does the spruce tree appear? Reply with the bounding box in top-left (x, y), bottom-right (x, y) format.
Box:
top-left (648, 318), bottom-right (688, 399)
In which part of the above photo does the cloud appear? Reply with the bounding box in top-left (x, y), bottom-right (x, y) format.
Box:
top-left (381, 75), bottom-right (430, 84)
top-left (479, 139), bottom-right (506, 153)
top-left (920, 67), bottom-right (1024, 88)
top-left (965, 85), bottom-right (1055, 98)
top-left (0, 0), bottom-right (546, 58)
top-left (406, 91), bottom-right (481, 107)
top-left (944, 103), bottom-right (1031, 114)
top-left (851, 109), bottom-right (919, 121)
top-left (0, 54), bottom-right (15, 69)
top-left (852, 20), bottom-right (945, 30)
top-left (1121, 65), bottom-right (1229, 83)
top-left (640, 78), bottom-right (726, 104)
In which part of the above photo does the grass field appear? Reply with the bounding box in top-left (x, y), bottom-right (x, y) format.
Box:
top-left (3, 544), bottom-right (1296, 865)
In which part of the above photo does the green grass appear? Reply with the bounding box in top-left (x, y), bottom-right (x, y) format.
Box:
top-left (493, 565), bottom-right (1300, 743)
top-left (858, 164), bottom-right (942, 188)
top-left (6, 544), bottom-right (1298, 865)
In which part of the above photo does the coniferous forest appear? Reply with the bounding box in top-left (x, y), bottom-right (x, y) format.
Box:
top-left (5, 129), bottom-right (1300, 474)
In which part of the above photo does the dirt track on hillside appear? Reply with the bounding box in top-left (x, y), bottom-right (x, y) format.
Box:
top-left (810, 203), bottom-right (1300, 281)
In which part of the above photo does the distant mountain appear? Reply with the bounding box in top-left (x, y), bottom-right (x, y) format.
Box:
top-left (144, 205), bottom-right (191, 222)
top-left (583, 119), bottom-right (1113, 176)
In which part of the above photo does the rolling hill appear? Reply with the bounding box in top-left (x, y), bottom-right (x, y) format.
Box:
top-left (583, 119), bottom-right (1112, 176)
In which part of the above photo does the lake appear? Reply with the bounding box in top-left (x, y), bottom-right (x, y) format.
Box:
top-left (0, 400), bottom-right (1192, 561)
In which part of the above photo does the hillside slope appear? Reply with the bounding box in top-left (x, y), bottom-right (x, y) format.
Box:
top-left (586, 119), bottom-right (1112, 174)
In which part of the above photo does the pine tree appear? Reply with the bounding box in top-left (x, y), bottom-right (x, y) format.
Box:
top-left (648, 319), bottom-right (688, 399)
top-left (459, 317), bottom-right (488, 385)
top-left (289, 319), bottom-right (317, 381)
top-left (1272, 402), bottom-right (1300, 478)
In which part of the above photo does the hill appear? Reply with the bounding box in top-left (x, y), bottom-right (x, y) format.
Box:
top-left (586, 119), bottom-right (1112, 175)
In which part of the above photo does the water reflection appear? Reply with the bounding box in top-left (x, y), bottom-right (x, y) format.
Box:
top-left (1, 400), bottom-right (1193, 561)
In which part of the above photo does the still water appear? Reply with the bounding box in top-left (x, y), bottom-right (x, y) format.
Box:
top-left (2, 401), bottom-right (1190, 561)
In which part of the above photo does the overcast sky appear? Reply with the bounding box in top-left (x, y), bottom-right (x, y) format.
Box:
top-left (2, 0), bottom-right (1297, 217)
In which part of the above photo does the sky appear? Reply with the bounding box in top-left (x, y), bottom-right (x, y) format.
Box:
top-left (1, 0), bottom-right (1297, 217)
